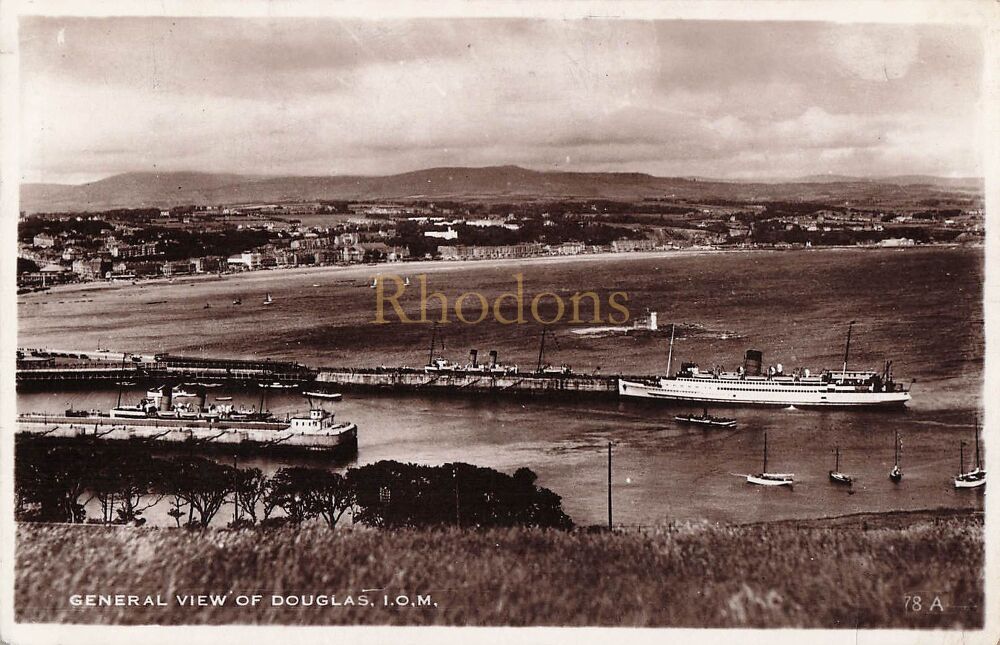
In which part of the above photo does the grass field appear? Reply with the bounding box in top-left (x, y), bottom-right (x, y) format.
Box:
top-left (15, 509), bottom-right (983, 628)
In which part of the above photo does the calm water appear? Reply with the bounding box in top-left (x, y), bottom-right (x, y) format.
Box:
top-left (17, 247), bottom-right (985, 526)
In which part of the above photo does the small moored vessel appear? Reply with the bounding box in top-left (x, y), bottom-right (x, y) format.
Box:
top-left (954, 420), bottom-right (985, 489)
top-left (263, 293), bottom-right (273, 306)
top-left (302, 391), bottom-right (343, 401)
top-left (746, 432), bottom-right (794, 486)
top-left (829, 446), bottom-right (853, 485)
top-left (890, 429), bottom-right (903, 482)
top-left (674, 408), bottom-right (737, 428)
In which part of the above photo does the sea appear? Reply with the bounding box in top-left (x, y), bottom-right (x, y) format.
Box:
top-left (16, 246), bottom-right (985, 526)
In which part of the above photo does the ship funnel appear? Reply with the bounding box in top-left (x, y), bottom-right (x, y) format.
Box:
top-left (196, 386), bottom-right (207, 411)
top-left (743, 350), bottom-right (763, 376)
top-left (489, 350), bottom-right (498, 367)
top-left (469, 349), bottom-right (478, 367)
top-left (160, 385), bottom-right (173, 411)
top-left (157, 385), bottom-right (174, 412)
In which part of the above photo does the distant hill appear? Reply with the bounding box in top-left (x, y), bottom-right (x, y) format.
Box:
top-left (19, 166), bottom-right (984, 213)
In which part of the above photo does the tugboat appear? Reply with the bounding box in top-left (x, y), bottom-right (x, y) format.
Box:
top-left (674, 408), bottom-right (737, 428)
top-left (954, 420), bottom-right (985, 489)
top-left (746, 432), bottom-right (794, 486)
top-left (829, 445), bottom-right (853, 485)
top-left (423, 324), bottom-right (459, 373)
top-left (889, 429), bottom-right (903, 483)
top-left (619, 322), bottom-right (911, 408)
top-left (535, 328), bottom-right (572, 376)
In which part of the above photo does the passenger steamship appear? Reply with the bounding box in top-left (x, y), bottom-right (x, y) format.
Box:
top-left (618, 323), bottom-right (910, 408)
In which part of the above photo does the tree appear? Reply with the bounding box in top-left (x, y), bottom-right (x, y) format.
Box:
top-left (266, 467), bottom-right (320, 524)
top-left (163, 457), bottom-right (236, 527)
top-left (302, 470), bottom-right (354, 529)
top-left (231, 467), bottom-right (269, 525)
top-left (15, 437), bottom-right (91, 523)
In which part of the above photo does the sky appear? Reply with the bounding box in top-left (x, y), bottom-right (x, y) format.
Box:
top-left (19, 17), bottom-right (985, 184)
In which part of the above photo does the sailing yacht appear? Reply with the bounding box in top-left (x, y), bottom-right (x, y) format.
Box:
top-left (263, 293), bottom-right (274, 306)
top-left (746, 432), bottom-right (794, 486)
top-left (889, 429), bottom-right (903, 482)
top-left (829, 446), bottom-right (852, 485)
top-left (954, 421), bottom-right (986, 489)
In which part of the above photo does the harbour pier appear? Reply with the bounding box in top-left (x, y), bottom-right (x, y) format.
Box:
top-left (314, 366), bottom-right (622, 398)
top-left (17, 347), bottom-right (634, 398)
top-left (17, 413), bottom-right (358, 457)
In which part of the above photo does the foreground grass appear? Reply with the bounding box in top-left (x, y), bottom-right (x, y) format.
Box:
top-left (16, 509), bottom-right (983, 628)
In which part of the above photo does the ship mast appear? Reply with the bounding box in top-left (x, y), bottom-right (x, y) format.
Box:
top-left (666, 323), bottom-right (676, 377)
top-left (842, 320), bottom-right (856, 377)
top-left (975, 416), bottom-right (982, 470)
top-left (428, 323), bottom-right (437, 366)
top-left (763, 431), bottom-right (768, 473)
top-left (115, 352), bottom-right (128, 408)
top-left (536, 328), bottom-right (547, 373)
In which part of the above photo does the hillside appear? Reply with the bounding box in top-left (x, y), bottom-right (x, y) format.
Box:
top-left (20, 166), bottom-right (983, 213)
top-left (15, 509), bottom-right (983, 627)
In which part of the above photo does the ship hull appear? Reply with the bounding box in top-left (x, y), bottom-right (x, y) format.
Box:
top-left (618, 379), bottom-right (911, 408)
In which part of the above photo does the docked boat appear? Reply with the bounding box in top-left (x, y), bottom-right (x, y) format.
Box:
top-left (109, 397), bottom-right (159, 419)
top-left (302, 391), bottom-right (343, 400)
top-left (620, 322), bottom-right (910, 408)
top-left (954, 421), bottom-right (985, 489)
top-left (890, 429), bottom-right (903, 483)
top-left (829, 446), bottom-right (853, 485)
top-left (260, 381), bottom-right (296, 389)
top-left (747, 432), bottom-right (794, 486)
top-left (674, 408), bottom-right (737, 428)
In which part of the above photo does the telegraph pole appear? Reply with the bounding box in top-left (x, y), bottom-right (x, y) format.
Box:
top-left (607, 442), bottom-right (613, 531)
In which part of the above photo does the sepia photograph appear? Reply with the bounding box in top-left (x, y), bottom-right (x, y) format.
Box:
top-left (1, 1), bottom-right (996, 642)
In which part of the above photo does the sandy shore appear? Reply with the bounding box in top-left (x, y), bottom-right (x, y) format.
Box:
top-left (20, 244), bottom-right (963, 301)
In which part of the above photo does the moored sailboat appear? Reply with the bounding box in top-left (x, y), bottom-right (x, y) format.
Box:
top-left (746, 432), bottom-right (794, 486)
top-left (829, 445), bottom-right (853, 485)
top-left (889, 429), bottom-right (903, 482)
top-left (954, 420), bottom-right (985, 489)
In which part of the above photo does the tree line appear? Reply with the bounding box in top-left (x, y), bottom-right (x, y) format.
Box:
top-left (15, 436), bottom-right (573, 530)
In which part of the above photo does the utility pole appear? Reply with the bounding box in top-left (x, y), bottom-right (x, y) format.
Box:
top-left (607, 442), bottom-right (613, 531)
top-left (453, 464), bottom-right (460, 527)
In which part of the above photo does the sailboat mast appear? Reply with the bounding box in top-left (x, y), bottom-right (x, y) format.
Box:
top-left (960, 442), bottom-right (965, 473)
top-left (835, 446), bottom-right (840, 471)
top-left (842, 320), bottom-right (856, 376)
top-left (536, 328), bottom-right (547, 373)
top-left (666, 324), bottom-right (676, 377)
top-left (428, 324), bottom-right (437, 366)
top-left (115, 352), bottom-right (127, 408)
top-left (894, 430), bottom-right (900, 466)
top-left (976, 424), bottom-right (982, 469)
top-left (763, 432), bottom-right (768, 473)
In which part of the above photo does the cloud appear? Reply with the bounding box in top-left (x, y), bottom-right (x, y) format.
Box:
top-left (18, 17), bottom-right (985, 183)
